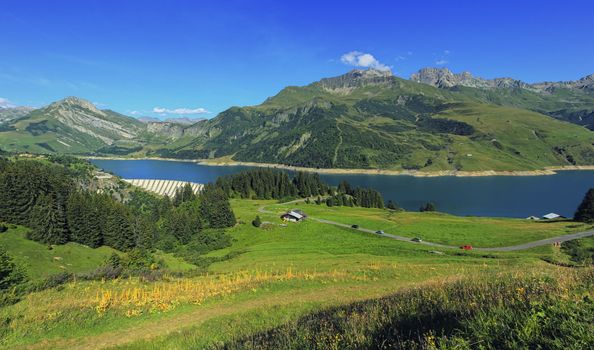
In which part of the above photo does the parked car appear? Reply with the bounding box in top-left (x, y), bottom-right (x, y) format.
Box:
top-left (460, 245), bottom-right (473, 250)
top-left (375, 230), bottom-right (384, 235)
top-left (351, 224), bottom-right (359, 229)
top-left (412, 237), bottom-right (423, 242)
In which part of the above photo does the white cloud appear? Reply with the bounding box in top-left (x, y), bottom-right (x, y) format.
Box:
top-left (152, 107), bottom-right (210, 115)
top-left (129, 110), bottom-right (141, 115)
top-left (0, 97), bottom-right (15, 108)
top-left (340, 51), bottom-right (391, 71)
top-left (435, 50), bottom-right (450, 65)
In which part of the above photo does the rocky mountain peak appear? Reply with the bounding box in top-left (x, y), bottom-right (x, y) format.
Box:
top-left (50, 96), bottom-right (103, 115)
top-left (318, 69), bottom-right (394, 91)
top-left (411, 68), bottom-right (527, 90)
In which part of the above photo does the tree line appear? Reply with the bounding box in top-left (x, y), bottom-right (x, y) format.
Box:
top-left (311, 180), bottom-right (385, 209)
top-left (215, 169), bottom-right (386, 209)
top-left (215, 169), bottom-right (329, 199)
top-left (0, 158), bottom-right (236, 252)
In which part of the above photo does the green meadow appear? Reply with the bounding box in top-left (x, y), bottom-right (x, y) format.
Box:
top-left (0, 199), bottom-right (592, 349)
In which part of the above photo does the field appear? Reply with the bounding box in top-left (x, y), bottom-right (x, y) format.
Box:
top-left (263, 201), bottom-right (593, 247)
top-left (0, 199), bottom-right (592, 349)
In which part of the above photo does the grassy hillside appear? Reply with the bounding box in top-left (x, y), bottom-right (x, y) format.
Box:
top-left (1, 198), bottom-right (591, 349)
top-left (0, 97), bottom-right (147, 154)
top-left (0, 225), bottom-right (118, 280)
top-left (447, 84), bottom-right (594, 130)
top-left (1, 72), bottom-right (592, 172)
top-left (152, 70), bottom-right (594, 171)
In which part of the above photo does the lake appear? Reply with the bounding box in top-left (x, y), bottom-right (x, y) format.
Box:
top-left (90, 159), bottom-right (594, 218)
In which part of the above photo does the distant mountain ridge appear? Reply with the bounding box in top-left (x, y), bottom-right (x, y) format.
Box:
top-left (410, 68), bottom-right (594, 130)
top-left (138, 116), bottom-right (206, 125)
top-left (410, 67), bottom-right (594, 93)
top-left (0, 106), bottom-right (34, 125)
top-left (146, 69), bottom-right (594, 172)
top-left (0, 68), bottom-right (593, 172)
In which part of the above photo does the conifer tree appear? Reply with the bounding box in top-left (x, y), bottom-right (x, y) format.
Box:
top-left (387, 200), bottom-right (399, 210)
top-left (420, 202), bottom-right (436, 212)
top-left (28, 194), bottom-right (69, 244)
top-left (574, 188), bottom-right (594, 223)
top-left (0, 246), bottom-right (26, 290)
top-left (200, 184), bottom-right (236, 228)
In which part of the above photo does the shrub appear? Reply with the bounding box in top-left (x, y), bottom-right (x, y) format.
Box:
top-left (420, 202), bottom-right (436, 212)
top-left (0, 224), bottom-right (7, 233)
top-left (0, 247), bottom-right (26, 291)
top-left (252, 216), bottom-right (262, 228)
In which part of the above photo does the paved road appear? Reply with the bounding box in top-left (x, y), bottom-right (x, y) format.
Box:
top-left (261, 201), bottom-right (594, 252)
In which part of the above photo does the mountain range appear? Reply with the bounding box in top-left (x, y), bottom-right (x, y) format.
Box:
top-left (0, 68), bottom-right (593, 172)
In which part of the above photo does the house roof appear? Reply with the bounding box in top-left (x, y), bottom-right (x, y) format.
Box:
top-left (542, 213), bottom-right (561, 219)
top-left (287, 211), bottom-right (304, 219)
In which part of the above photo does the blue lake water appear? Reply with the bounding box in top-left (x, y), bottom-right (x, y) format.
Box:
top-left (90, 159), bottom-right (594, 218)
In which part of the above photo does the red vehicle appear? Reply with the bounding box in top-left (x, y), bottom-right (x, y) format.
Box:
top-left (460, 245), bottom-right (473, 250)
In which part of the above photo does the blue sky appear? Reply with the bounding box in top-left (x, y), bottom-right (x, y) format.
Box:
top-left (1, 0), bottom-right (593, 118)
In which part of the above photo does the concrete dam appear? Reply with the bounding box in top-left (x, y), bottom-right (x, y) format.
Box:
top-left (123, 179), bottom-right (203, 197)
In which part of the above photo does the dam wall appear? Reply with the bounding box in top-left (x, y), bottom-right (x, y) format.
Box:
top-left (123, 179), bottom-right (203, 197)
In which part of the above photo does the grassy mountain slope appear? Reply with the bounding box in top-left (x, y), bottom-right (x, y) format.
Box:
top-left (447, 85), bottom-right (594, 130)
top-left (0, 97), bottom-right (147, 154)
top-left (411, 68), bottom-right (594, 130)
top-left (154, 70), bottom-right (594, 171)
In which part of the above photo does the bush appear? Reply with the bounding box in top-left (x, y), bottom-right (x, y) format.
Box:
top-left (0, 247), bottom-right (26, 291)
top-left (252, 216), bottom-right (262, 227)
top-left (420, 202), bottom-right (436, 212)
top-left (0, 224), bottom-right (7, 233)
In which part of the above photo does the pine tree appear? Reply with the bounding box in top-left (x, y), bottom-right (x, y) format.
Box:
top-left (420, 202), bottom-right (436, 212)
top-left (0, 246), bottom-right (26, 290)
top-left (162, 203), bottom-right (201, 244)
top-left (173, 183), bottom-right (196, 206)
top-left (200, 184), bottom-right (236, 228)
top-left (387, 200), bottom-right (399, 210)
top-left (104, 203), bottom-right (135, 251)
top-left (28, 194), bottom-right (69, 245)
top-left (67, 192), bottom-right (104, 247)
top-left (574, 188), bottom-right (594, 223)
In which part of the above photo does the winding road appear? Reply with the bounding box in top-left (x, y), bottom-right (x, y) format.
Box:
top-left (260, 201), bottom-right (594, 252)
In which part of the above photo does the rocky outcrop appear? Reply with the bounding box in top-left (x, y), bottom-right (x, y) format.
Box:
top-left (146, 122), bottom-right (186, 138)
top-left (411, 67), bottom-right (594, 94)
top-left (410, 68), bottom-right (527, 90)
top-left (531, 74), bottom-right (594, 93)
top-left (0, 106), bottom-right (33, 123)
top-left (319, 69), bottom-right (394, 91)
top-left (40, 97), bottom-right (142, 144)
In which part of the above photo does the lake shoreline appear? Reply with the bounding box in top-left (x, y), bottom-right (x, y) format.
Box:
top-left (85, 156), bottom-right (594, 177)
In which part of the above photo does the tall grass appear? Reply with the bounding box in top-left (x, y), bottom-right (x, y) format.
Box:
top-left (92, 268), bottom-right (352, 317)
top-left (218, 269), bottom-right (594, 350)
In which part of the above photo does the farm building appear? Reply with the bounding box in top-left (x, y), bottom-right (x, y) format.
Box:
top-left (542, 213), bottom-right (565, 220)
top-left (525, 216), bottom-right (540, 220)
top-left (281, 210), bottom-right (306, 222)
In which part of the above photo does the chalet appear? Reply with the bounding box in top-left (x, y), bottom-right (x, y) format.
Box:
top-left (525, 216), bottom-right (540, 220)
top-left (542, 213), bottom-right (565, 220)
top-left (281, 210), bottom-right (306, 222)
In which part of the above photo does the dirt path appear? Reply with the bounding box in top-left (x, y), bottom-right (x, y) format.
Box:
top-left (20, 281), bottom-right (414, 350)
